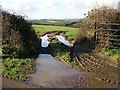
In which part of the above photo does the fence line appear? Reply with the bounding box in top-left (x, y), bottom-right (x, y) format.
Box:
top-left (95, 23), bottom-right (120, 49)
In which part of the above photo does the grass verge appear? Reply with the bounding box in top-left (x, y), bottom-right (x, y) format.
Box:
top-left (100, 48), bottom-right (120, 59)
top-left (1, 58), bottom-right (35, 81)
top-left (98, 48), bottom-right (120, 66)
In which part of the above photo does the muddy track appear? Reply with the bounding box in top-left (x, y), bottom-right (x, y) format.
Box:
top-left (2, 77), bottom-right (43, 88)
top-left (73, 50), bottom-right (119, 88)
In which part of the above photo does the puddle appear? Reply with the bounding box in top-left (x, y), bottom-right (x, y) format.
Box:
top-left (40, 34), bottom-right (70, 47)
top-left (27, 54), bottom-right (81, 88)
top-left (56, 35), bottom-right (70, 46)
top-left (40, 34), bottom-right (50, 48)
top-left (29, 33), bottom-right (80, 88)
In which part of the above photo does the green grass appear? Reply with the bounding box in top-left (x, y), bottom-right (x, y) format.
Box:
top-left (49, 39), bottom-right (71, 62)
top-left (32, 25), bottom-right (78, 64)
top-left (101, 48), bottom-right (120, 57)
top-left (1, 58), bottom-right (35, 81)
top-left (100, 48), bottom-right (120, 61)
top-left (32, 25), bottom-right (74, 62)
top-left (32, 25), bottom-right (79, 39)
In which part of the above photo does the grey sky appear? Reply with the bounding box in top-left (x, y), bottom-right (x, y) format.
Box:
top-left (0, 0), bottom-right (119, 19)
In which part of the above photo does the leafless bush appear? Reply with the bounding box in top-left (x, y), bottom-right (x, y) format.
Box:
top-left (76, 5), bottom-right (120, 49)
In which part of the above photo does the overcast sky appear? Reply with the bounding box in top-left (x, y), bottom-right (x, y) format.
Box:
top-left (0, 0), bottom-right (119, 19)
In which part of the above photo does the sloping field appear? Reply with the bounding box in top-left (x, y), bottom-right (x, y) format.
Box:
top-left (33, 25), bottom-right (79, 39)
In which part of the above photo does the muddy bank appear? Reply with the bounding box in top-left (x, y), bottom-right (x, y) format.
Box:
top-left (71, 44), bottom-right (119, 88)
top-left (2, 76), bottom-right (42, 88)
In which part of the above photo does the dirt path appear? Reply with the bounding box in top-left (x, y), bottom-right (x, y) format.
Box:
top-left (26, 54), bottom-right (89, 88)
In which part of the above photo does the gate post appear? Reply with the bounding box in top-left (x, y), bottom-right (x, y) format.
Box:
top-left (93, 20), bottom-right (97, 49)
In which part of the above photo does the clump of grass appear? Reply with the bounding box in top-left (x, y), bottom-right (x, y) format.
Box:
top-left (1, 58), bottom-right (35, 81)
top-left (49, 39), bottom-right (71, 62)
top-left (104, 48), bottom-right (120, 56)
top-left (55, 50), bottom-right (71, 62)
top-left (101, 48), bottom-right (119, 56)
top-left (99, 48), bottom-right (120, 61)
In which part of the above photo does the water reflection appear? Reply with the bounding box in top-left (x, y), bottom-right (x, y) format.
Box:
top-left (56, 35), bottom-right (70, 46)
top-left (28, 54), bottom-right (80, 88)
top-left (40, 34), bottom-right (70, 47)
top-left (40, 34), bottom-right (50, 48)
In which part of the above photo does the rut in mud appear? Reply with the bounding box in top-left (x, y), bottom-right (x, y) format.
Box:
top-left (72, 49), bottom-right (119, 88)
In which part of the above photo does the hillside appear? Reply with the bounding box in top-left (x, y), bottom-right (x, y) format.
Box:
top-left (29, 19), bottom-right (81, 28)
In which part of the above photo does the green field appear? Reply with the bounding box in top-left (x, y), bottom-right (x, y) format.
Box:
top-left (32, 25), bottom-right (77, 62)
top-left (30, 19), bottom-right (80, 28)
top-left (32, 25), bottom-right (79, 39)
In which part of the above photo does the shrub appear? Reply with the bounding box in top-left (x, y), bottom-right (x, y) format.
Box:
top-left (1, 9), bottom-right (41, 58)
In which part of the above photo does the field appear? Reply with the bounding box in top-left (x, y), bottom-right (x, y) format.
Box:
top-left (32, 25), bottom-right (79, 39)
top-left (32, 25), bottom-right (77, 62)
top-left (30, 19), bottom-right (80, 28)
